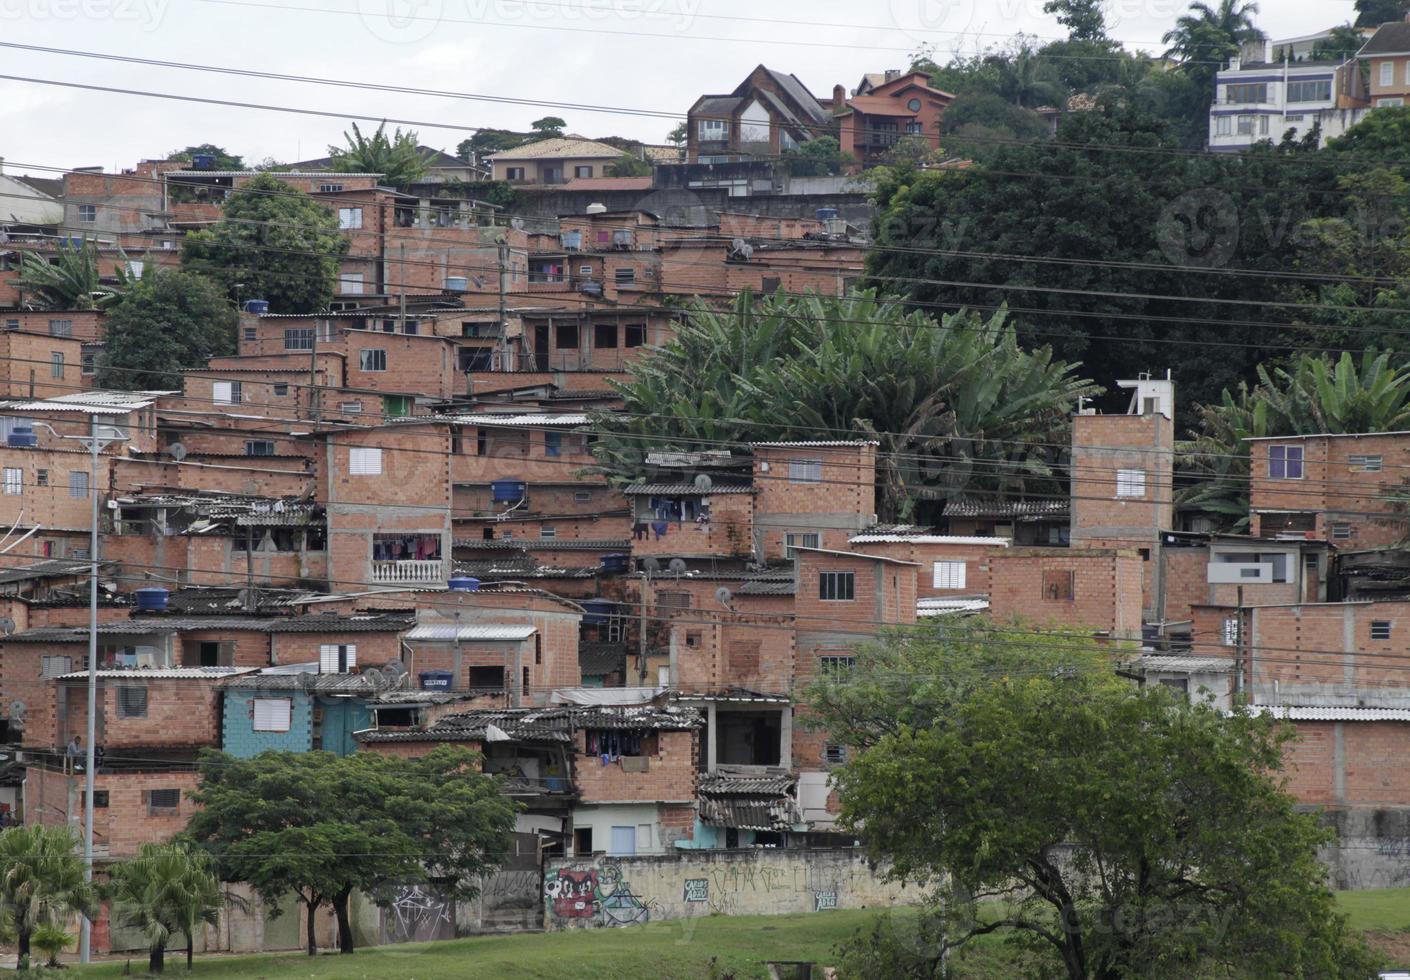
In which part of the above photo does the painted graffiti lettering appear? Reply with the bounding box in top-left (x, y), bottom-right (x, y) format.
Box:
top-left (545, 862), bottom-right (653, 927)
top-left (683, 878), bottom-right (708, 902)
top-left (814, 890), bottom-right (837, 911)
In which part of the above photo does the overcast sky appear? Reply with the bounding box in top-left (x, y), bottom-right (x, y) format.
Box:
top-left (0, 0), bottom-right (1355, 175)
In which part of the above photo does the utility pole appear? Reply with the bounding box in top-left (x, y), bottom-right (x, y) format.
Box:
top-left (309, 320), bottom-right (320, 424)
top-left (638, 571), bottom-right (649, 687)
top-left (496, 238), bottom-right (509, 361)
top-left (398, 244), bottom-right (408, 334)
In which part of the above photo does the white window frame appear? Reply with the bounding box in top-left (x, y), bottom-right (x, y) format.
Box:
top-left (48, 319), bottom-right (73, 337)
top-left (77, 204), bottom-right (96, 222)
top-left (1348, 454), bottom-right (1383, 472)
top-left (1379, 97), bottom-right (1405, 107)
top-left (785, 532), bottom-right (820, 558)
top-left (68, 470), bottom-right (88, 499)
top-left (51, 351), bottom-right (64, 378)
top-left (698, 118), bottom-right (729, 140)
top-left (338, 207), bottom-right (363, 230)
top-left (2, 468), bottom-right (21, 495)
top-left (339, 401), bottom-right (364, 415)
top-left (540, 526), bottom-right (557, 539)
top-left (212, 381), bottom-right (242, 405)
top-left (1382, 61), bottom-right (1395, 88)
top-left (252, 697), bottom-right (293, 732)
top-left (1268, 444), bottom-right (1304, 480)
top-left (819, 570), bottom-right (856, 602)
top-left (788, 459), bottom-right (823, 484)
top-left (348, 447), bottom-right (382, 475)
top-left (358, 348), bottom-right (387, 372)
top-left (319, 643), bottom-right (357, 673)
top-left (1371, 620), bottom-right (1393, 641)
top-left (1215, 116), bottom-right (1232, 136)
top-left (339, 273), bottom-right (365, 295)
top-left (1116, 469), bottom-right (1146, 499)
top-left (933, 560), bottom-right (967, 590)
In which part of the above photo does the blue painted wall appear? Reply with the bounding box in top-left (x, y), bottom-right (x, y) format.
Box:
top-left (222, 690), bottom-right (314, 758)
top-left (222, 691), bottom-right (373, 758)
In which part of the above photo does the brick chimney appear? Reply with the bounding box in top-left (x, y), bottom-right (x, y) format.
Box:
top-left (832, 84), bottom-right (846, 112)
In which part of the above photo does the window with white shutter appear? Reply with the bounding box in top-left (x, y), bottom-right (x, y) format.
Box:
top-left (348, 447), bottom-right (382, 475)
top-left (319, 644), bottom-right (357, 673)
top-left (2, 468), bottom-right (21, 495)
top-left (933, 560), bottom-right (966, 590)
top-left (1116, 469), bottom-right (1146, 498)
top-left (252, 697), bottom-right (293, 732)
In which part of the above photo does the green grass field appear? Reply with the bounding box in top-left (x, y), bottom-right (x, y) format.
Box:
top-left (62, 890), bottom-right (1410, 979)
top-left (74, 909), bottom-right (880, 980)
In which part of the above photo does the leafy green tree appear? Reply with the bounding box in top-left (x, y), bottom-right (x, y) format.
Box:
top-left (182, 172), bottom-right (348, 314)
top-left (1182, 349), bottom-right (1410, 527)
top-left (1308, 24), bottom-right (1369, 62)
top-left (167, 144), bottom-right (244, 170)
top-left (937, 91), bottom-right (1051, 158)
top-left (666, 121), bottom-right (688, 146)
top-left (1330, 106), bottom-right (1410, 167)
top-left (328, 121), bottom-right (432, 188)
top-left (96, 269), bottom-right (238, 390)
top-left (993, 45), bottom-right (1067, 108)
top-left (1356, 0), bottom-right (1410, 26)
top-left (109, 843), bottom-right (222, 974)
top-left (0, 825), bottom-right (98, 970)
top-left (1043, 0), bottom-right (1108, 41)
top-left (591, 291), bottom-right (1095, 521)
top-left (606, 154), bottom-right (653, 178)
top-left (31, 922), bottom-right (72, 968)
top-left (186, 748), bottom-right (516, 956)
top-left (530, 116), bottom-right (567, 137)
top-left (807, 624), bottom-right (1382, 980)
top-left (781, 136), bottom-right (853, 176)
top-left (11, 240), bottom-right (133, 310)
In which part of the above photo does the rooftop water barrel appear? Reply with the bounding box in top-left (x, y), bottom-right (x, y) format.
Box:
top-left (490, 480), bottom-right (526, 503)
top-left (599, 553), bottom-right (629, 575)
top-left (420, 670), bottom-right (454, 691)
top-left (134, 587), bottom-right (170, 612)
top-left (815, 208), bottom-right (840, 221)
top-left (581, 599), bottom-right (614, 626)
top-left (443, 276), bottom-right (469, 292)
top-left (448, 577), bottom-right (480, 592)
top-left (6, 428), bottom-right (37, 449)
top-left (242, 299), bottom-right (269, 315)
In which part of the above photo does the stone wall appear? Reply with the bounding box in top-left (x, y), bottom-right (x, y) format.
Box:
top-left (543, 848), bottom-right (912, 930)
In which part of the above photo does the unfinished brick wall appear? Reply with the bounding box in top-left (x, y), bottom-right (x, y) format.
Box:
top-left (57, 678), bottom-right (224, 751)
top-left (574, 728), bottom-right (697, 804)
top-left (985, 549), bottom-right (1144, 639)
top-left (1278, 720), bottom-right (1410, 807)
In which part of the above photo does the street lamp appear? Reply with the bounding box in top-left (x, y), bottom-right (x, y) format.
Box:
top-left (32, 416), bottom-right (128, 964)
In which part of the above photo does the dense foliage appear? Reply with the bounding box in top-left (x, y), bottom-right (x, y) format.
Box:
top-left (11, 240), bottom-right (133, 311)
top-left (182, 172), bottom-right (348, 313)
top-left (96, 268), bottom-right (239, 390)
top-left (590, 291), bottom-right (1095, 521)
top-left (186, 748), bottom-right (516, 956)
top-left (808, 623), bottom-right (1382, 979)
top-left (0, 825), bottom-right (98, 970)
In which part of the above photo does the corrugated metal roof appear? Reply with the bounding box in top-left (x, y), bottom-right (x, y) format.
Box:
top-left (223, 667), bottom-right (401, 694)
top-left (438, 413), bottom-right (589, 427)
top-left (1248, 705), bottom-right (1410, 721)
top-left (792, 546), bottom-right (920, 566)
top-left (1127, 655), bottom-right (1235, 674)
top-left (698, 766), bottom-right (800, 830)
top-left (4, 617), bottom-right (277, 642)
top-left (850, 535), bottom-right (1010, 546)
top-left (0, 559), bottom-right (96, 584)
top-left (269, 615), bottom-right (413, 634)
top-left (917, 598), bottom-right (990, 617)
top-left (673, 688), bottom-right (791, 704)
top-left (0, 391), bottom-right (168, 413)
top-left (454, 539), bottom-right (630, 552)
top-left (749, 440), bottom-right (878, 448)
top-left (943, 498), bottom-right (1068, 519)
top-left (736, 579), bottom-right (796, 596)
top-left (170, 170), bottom-right (382, 178)
top-left (622, 483), bottom-right (755, 496)
top-left (405, 624), bottom-right (536, 642)
top-left (55, 667), bottom-right (257, 680)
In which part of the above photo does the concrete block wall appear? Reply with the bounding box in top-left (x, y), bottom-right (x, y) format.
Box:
top-left (574, 728), bottom-right (697, 805)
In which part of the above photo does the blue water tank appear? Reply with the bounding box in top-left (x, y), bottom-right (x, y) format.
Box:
top-left (134, 587), bottom-right (170, 612)
top-left (420, 670), bottom-right (454, 691)
top-left (6, 428), bottom-right (37, 449)
top-left (490, 480), bottom-right (526, 503)
top-left (600, 553), bottom-right (629, 575)
top-left (815, 208), bottom-right (840, 221)
top-left (448, 577), bottom-right (480, 592)
top-left (242, 299), bottom-right (269, 315)
top-left (581, 599), bottom-right (614, 626)
top-left (191, 153), bottom-right (216, 170)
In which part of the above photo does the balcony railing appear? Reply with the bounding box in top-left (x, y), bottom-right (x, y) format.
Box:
top-left (371, 559), bottom-right (444, 584)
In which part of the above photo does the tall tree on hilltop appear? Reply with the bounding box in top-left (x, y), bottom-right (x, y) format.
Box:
top-left (181, 172), bottom-right (347, 314)
top-left (1044, 0), bottom-right (1109, 42)
top-left (328, 121), bottom-right (432, 188)
top-left (1163, 0), bottom-right (1265, 116)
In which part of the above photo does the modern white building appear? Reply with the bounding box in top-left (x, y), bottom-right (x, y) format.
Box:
top-left (1208, 31), bottom-right (1371, 152)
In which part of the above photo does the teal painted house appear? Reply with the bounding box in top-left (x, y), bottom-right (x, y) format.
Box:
top-left (221, 668), bottom-right (387, 758)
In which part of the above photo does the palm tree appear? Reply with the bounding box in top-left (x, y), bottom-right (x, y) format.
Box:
top-left (31, 922), bottom-right (73, 967)
top-left (0, 825), bottom-right (98, 970)
top-left (992, 46), bottom-right (1067, 109)
top-left (327, 121), bottom-right (432, 189)
top-left (109, 843), bottom-right (222, 974)
top-left (1181, 349), bottom-right (1410, 528)
top-left (1163, 1), bottom-right (1265, 77)
top-left (10, 239), bottom-right (133, 311)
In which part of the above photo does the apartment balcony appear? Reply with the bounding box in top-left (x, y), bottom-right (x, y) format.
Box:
top-left (371, 559), bottom-right (445, 585)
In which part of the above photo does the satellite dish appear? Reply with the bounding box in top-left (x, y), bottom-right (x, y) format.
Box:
top-left (693, 474), bottom-right (712, 490)
top-left (667, 558), bottom-right (688, 575)
top-left (510, 217), bottom-right (526, 231)
top-left (0, 617), bottom-right (14, 636)
top-left (8, 701), bottom-right (26, 727)
top-left (730, 238), bottom-right (753, 260)
top-left (642, 557), bottom-right (661, 574)
top-left (381, 659), bottom-right (408, 678)
top-left (714, 586), bottom-right (734, 609)
top-left (168, 442), bottom-right (187, 462)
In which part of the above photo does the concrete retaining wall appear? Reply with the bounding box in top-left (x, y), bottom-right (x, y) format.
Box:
top-left (543, 848), bottom-right (912, 930)
top-left (1316, 807), bottom-right (1410, 890)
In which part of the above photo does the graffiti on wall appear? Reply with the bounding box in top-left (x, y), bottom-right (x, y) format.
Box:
top-left (683, 878), bottom-right (709, 903)
top-left (814, 891), bottom-right (837, 911)
top-left (545, 862), bottom-right (652, 927)
top-left (383, 883), bottom-right (454, 944)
